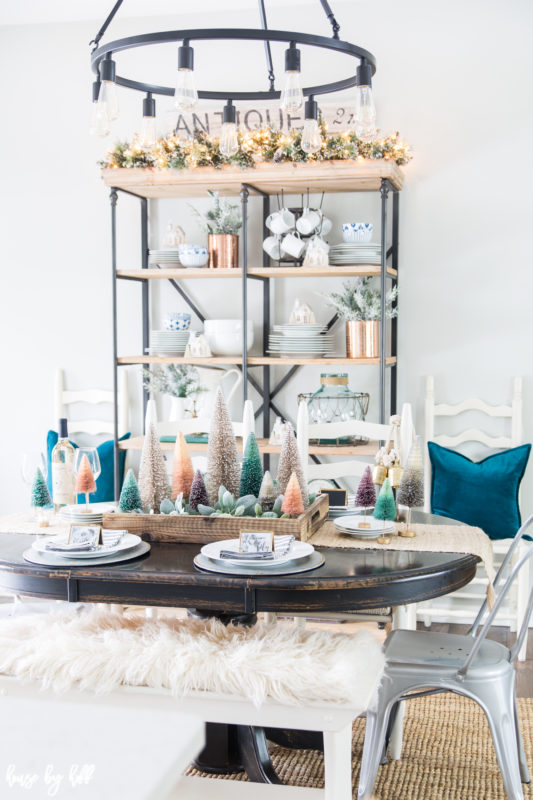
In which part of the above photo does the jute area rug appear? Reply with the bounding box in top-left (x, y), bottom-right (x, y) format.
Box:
top-left (187, 695), bottom-right (533, 799)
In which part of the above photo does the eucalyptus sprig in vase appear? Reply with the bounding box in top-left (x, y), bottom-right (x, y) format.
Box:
top-left (190, 190), bottom-right (242, 269)
top-left (324, 278), bottom-right (398, 358)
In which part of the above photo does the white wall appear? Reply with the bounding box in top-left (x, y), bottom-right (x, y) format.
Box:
top-left (0, 0), bottom-right (532, 514)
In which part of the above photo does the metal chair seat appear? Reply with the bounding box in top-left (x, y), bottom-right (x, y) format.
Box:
top-left (385, 629), bottom-right (509, 676)
top-left (358, 513), bottom-right (533, 800)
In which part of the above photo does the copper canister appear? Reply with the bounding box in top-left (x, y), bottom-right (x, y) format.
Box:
top-left (208, 234), bottom-right (239, 269)
top-left (346, 320), bottom-right (379, 358)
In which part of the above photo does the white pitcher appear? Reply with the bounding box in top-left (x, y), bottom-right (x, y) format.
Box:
top-left (194, 366), bottom-right (242, 416)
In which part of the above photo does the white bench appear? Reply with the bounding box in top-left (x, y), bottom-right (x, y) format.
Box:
top-left (0, 609), bottom-right (384, 800)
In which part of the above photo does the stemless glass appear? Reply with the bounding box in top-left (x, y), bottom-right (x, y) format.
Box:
top-left (74, 447), bottom-right (101, 509)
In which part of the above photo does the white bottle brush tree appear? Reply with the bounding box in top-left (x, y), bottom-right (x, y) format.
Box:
top-left (205, 387), bottom-right (241, 505)
top-left (138, 424), bottom-right (171, 512)
top-left (396, 435), bottom-right (424, 537)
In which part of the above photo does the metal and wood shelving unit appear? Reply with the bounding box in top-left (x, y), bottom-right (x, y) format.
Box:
top-left (104, 160), bottom-right (403, 497)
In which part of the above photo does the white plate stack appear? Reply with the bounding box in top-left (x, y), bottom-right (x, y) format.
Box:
top-left (329, 243), bottom-right (382, 265)
top-left (194, 537), bottom-right (324, 575)
top-left (58, 502), bottom-right (116, 525)
top-left (32, 532), bottom-right (142, 560)
top-left (268, 324), bottom-right (336, 357)
top-left (334, 515), bottom-right (396, 539)
top-left (148, 329), bottom-right (190, 355)
top-left (148, 249), bottom-right (181, 268)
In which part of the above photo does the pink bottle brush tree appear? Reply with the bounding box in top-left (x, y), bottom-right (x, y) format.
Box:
top-left (355, 466), bottom-right (376, 528)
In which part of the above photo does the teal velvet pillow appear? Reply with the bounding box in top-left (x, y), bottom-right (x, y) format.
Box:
top-left (428, 441), bottom-right (531, 540)
top-left (46, 431), bottom-right (130, 504)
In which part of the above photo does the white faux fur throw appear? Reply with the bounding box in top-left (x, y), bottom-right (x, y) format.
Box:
top-left (0, 609), bottom-right (384, 712)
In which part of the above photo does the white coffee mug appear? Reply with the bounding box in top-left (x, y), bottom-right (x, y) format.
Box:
top-left (267, 208), bottom-right (295, 235)
top-left (263, 235), bottom-right (283, 260)
top-left (319, 215), bottom-right (332, 236)
top-left (281, 232), bottom-right (305, 258)
top-left (296, 208), bottom-right (321, 235)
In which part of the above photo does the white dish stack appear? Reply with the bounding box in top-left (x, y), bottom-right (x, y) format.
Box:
top-left (58, 503), bottom-right (116, 526)
top-left (148, 329), bottom-right (190, 355)
top-left (148, 249), bottom-right (181, 268)
top-left (268, 324), bottom-right (336, 357)
top-left (329, 243), bottom-right (382, 265)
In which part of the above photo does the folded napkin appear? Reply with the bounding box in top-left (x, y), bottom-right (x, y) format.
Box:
top-left (45, 531), bottom-right (126, 553)
top-left (219, 535), bottom-right (295, 561)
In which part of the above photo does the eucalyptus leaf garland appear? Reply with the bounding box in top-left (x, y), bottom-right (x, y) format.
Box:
top-left (100, 122), bottom-right (412, 171)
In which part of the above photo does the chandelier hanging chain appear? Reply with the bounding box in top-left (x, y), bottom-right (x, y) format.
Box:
top-left (258, 0), bottom-right (276, 92)
top-left (89, 0), bottom-right (124, 52)
top-left (319, 0), bottom-right (341, 39)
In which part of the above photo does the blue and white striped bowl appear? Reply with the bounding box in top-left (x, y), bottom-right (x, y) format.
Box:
top-left (342, 223), bottom-right (374, 243)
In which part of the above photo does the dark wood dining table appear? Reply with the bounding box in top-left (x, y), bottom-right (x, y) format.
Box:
top-left (0, 512), bottom-right (479, 784)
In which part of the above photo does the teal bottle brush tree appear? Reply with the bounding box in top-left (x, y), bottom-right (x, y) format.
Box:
top-left (373, 477), bottom-right (396, 544)
top-left (31, 467), bottom-right (52, 527)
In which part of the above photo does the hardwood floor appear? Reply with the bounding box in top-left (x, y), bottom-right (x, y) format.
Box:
top-left (423, 622), bottom-right (533, 697)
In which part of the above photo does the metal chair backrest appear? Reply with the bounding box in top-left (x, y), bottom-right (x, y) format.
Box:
top-left (458, 513), bottom-right (533, 676)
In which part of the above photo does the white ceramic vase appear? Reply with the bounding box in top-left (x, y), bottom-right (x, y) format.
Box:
top-left (169, 397), bottom-right (188, 422)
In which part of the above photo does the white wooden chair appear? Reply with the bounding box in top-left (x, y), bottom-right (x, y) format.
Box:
top-left (419, 375), bottom-right (530, 660)
top-left (55, 368), bottom-right (129, 438)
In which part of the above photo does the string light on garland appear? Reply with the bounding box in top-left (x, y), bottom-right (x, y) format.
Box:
top-left (89, 1), bottom-right (395, 147)
top-left (100, 126), bottom-right (412, 171)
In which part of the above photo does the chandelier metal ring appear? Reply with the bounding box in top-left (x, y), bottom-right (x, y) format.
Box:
top-left (90, 28), bottom-right (376, 101)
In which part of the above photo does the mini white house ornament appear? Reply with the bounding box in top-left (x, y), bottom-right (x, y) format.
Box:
top-left (290, 298), bottom-right (316, 325)
top-left (185, 332), bottom-right (212, 358)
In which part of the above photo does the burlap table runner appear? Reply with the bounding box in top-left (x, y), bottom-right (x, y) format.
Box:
top-left (310, 520), bottom-right (495, 605)
top-left (0, 512), bottom-right (79, 536)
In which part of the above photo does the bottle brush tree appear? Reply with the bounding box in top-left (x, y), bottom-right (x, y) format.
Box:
top-left (119, 468), bottom-right (143, 513)
top-left (355, 465), bottom-right (376, 527)
top-left (172, 432), bottom-right (195, 500)
top-left (281, 472), bottom-right (304, 517)
top-left (206, 387), bottom-right (241, 505)
top-left (75, 454), bottom-right (97, 510)
top-left (373, 477), bottom-right (396, 542)
top-left (189, 470), bottom-right (209, 511)
top-left (239, 432), bottom-right (263, 498)
top-left (396, 435), bottom-right (424, 537)
top-left (277, 424), bottom-right (309, 507)
top-left (138, 423), bottom-right (171, 512)
top-left (258, 471), bottom-right (276, 511)
top-left (31, 467), bottom-right (51, 509)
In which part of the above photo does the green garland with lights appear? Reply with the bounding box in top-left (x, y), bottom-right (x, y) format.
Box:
top-left (100, 120), bottom-right (412, 171)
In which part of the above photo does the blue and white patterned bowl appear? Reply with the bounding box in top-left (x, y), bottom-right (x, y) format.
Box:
top-left (178, 244), bottom-right (209, 267)
top-left (342, 223), bottom-right (374, 243)
top-left (164, 312), bottom-right (191, 331)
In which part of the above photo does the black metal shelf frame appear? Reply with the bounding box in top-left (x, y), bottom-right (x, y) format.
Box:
top-left (109, 178), bottom-right (399, 498)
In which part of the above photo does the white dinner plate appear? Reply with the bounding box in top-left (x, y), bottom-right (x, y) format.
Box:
top-left (32, 533), bottom-right (142, 559)
top-left (334, 515), bottom-right (396, 533)
top-left (201, 538), bottom-right (314, 567)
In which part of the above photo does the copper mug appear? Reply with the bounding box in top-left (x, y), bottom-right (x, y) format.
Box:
top-left (208, 234), bottom-right (239, 269)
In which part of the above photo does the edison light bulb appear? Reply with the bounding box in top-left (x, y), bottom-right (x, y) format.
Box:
top-left (89, 81), bottom-right (109, 137)
top-left (281, 72), bottom-right (303, 113)
top-left (98, 56), bottom-right (119, 121)
top-left (301, 118), bottom-right (321, 154)
top-left (220, 122), bottom-right (238, 157)
top-left (99, 79), bottom-right (119, 121)
top-left (140, 115), bottom-right (157, 148)
top-left (175, 69), bottom-right (198, 111)
top-left (175, 41), bottom-right (198, 111)
top-left (281, 43), bottom-right (303, 112)
top-left (354, 85), bottom-right (376, 141)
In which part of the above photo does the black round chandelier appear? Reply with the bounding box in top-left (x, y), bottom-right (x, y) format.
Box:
top-left (89, 0), bottom-right (378, 154)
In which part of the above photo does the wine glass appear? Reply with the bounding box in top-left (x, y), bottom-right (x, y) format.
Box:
top-left (74, 448), bottom-right (101, 510)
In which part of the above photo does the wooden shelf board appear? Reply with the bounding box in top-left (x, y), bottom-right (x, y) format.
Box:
top-left (118, 355), bottom-right (396, 366)
top-left (102, 159), bottom-right (404, 198)
top-left (119, 436), bottom-right (380, 457)
top-left (117, 265), bottom-right (397, 280)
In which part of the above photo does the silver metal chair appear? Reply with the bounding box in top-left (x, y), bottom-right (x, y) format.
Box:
top-left (358, 513), bottom-right (533, 800)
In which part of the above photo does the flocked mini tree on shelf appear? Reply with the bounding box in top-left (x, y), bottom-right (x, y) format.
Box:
top-left (189, 470), bottom-right (209, 512)
top-left (373, 477), bottom-right (396, 544)
top-left (206, 387), bottom-right (241, 505)
top-left (281, 472), bottom-right (305, 517)
top-left (355, 465), bottom-right (377, 529)
top-left (239, 432), bottom-right (263, 499)
top-left (172, 432), bottom-right (195, 500)
top-left (258, 471), bottom-right (276, 512)
top-left (138, 423), bottom-right (171, 512)
top-left (119, 468), bottom-right (143, 513)
top-left (31, 467), bottom-right (52, 526)
top-left (277, 424), bottom-right (309, 508)
top-left (396, 436), bottom-right (424, 538)
top-left (75, 454), bottom-right (97, 511)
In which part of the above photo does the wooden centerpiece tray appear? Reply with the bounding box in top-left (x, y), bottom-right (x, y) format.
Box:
top-left (102, 494), bottom-right (328, 544)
